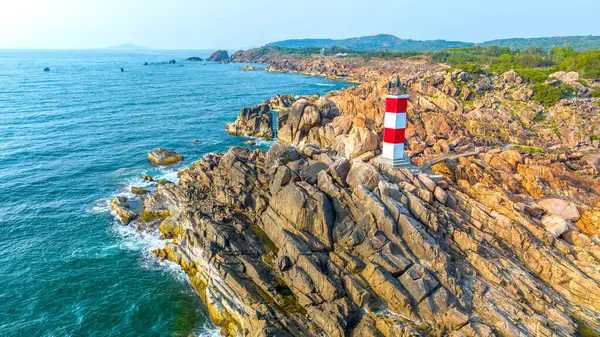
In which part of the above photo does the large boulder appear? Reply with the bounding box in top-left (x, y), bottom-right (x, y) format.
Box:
top-left (148, 148), bottom-right (183, 166)
top-left (549, 71), bottom-right (579, 83)
top-left (538, 198), bottom-right (580, 221)
top-left (277, 98), bottom-right (339, 146)
top-left (266, 142), bottom-right (300, 167)
top-left (269, 182), bottom-right (335, 247)
top-left (344, 127), bottom-right (378, 160)
top-left (346, 160), bottom-right (381, 190)
top-left (268, 94), bottom-right (296, 111)
top-left (226, 104), bottom-right (274, 140)
top-left (207, 50), bottom-right (229, 62)
top-left (502, 70), bottom-right (523, 84)
top-left (541, 215), bottom-right (570, 237)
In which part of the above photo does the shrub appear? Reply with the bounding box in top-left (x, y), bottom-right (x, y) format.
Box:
top-left (559, 50), bottom-right (600, 79)
top-left (455, 63), bottom-right (485, 75)
top-left (517, 68), bottom-right (553, 83)
top-left (532, 83), bottom-right (567, 106)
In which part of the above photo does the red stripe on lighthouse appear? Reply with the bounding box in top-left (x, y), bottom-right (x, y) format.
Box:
top-left (385, 96), bottom-right (407, 113)
top-left (383, 128), bottom-right (405, 143)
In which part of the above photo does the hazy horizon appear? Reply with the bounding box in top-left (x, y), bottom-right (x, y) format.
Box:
top-left (0, 0), bottom-right (599, 50)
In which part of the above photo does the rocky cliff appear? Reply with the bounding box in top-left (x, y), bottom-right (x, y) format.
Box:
top-left (115, 55), bottom-right (600, 337)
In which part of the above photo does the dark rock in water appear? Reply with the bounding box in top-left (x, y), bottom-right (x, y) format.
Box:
top-left (148, 148), bottom-right (183, 166)
top-left (144, 62), bottom-right (148, 66)
top-left (207, 50), bottom-right (229, 62)
top-left (168, 59), bottom-right (176, 64)
top-left (43, 67), bottom-right (50, 72)
top-left (192, 139), bottom-right (199, 144)
top-left (120, 68), bottom-right (124, 72)
top-left (141, 175), bottom-right (154, 182)
top-left (185, 56), bottom-right (204, 62)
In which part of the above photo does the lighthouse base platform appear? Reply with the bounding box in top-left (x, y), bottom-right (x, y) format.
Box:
top-left (375, 156), bottom-right (419, 171)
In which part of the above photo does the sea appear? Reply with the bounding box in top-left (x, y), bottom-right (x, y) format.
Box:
top-left (0, 49), bottom-right (351, 336)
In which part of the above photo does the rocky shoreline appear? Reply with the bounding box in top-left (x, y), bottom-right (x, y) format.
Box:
top-left (113, 54), bottom-right (600, 336)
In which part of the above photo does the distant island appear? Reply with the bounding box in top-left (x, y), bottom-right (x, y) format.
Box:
top-left (105, 43), bottom-right (151, 51)
top-left (267, 33), bottom-right (600, 51)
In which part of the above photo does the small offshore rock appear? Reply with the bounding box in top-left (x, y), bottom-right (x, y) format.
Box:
top-left (131, 186), bottom-right (150, 195)
top-left (148, 148), bottom-right (184, 166)
top-left (207, 50), bottom-right (229, 62)
top-left (245, 140), bottom-right (256, 146)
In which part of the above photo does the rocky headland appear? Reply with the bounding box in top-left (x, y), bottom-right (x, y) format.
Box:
top-left (113, 52), bottom-right (600, 336)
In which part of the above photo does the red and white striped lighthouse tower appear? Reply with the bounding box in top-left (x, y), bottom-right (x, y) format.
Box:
top-left (377, 78), bottom-right (413, 168)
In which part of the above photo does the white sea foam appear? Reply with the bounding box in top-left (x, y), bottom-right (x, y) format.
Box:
top-left (315, 82), bottom-right (335, 87)
top-left (91, 198), bottom-right (111, 214)
top-left (195, 325), bottom-right (222, 337)
top-left (242, 135), bottom-right (274, 147)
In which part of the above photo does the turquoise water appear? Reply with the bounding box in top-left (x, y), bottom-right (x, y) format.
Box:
top-left (0, 50), bottom-right (351, 336)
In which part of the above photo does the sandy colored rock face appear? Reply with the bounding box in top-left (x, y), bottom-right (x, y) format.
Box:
top-left (148, 148), bottom-right (183, 166)
top-left (139, 143), bottom-right (600, 337)
top-left (123, 53), bottom-right (600, 337)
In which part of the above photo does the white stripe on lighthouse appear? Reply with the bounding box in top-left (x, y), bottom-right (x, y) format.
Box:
top-left (382, 143), bottom-right (405, 159)
top-left (383, 112), bottom-right (406, 129)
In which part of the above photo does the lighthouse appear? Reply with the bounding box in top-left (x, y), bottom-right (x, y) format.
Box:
top-left (376, 78), bottom-right (414, 168)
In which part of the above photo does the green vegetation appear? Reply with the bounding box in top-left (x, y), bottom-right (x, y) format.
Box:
top-left (430, 46), bottom-right (600, 80)
top-left (267, 34), bottom-right (473, 51)
top-left (531, 83), bottom-right (570, 106)
top-left (479, 35), bottom-right (600, 51)
top-left (558, 49), bottom-right (600, 78)
top-left (267, 34), bottom-right (600, 52)
top-left (514, 145), bottom-right (546, 155)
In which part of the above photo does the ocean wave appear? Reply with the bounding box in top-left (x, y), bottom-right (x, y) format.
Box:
top-left (315, 82), bottom-right (335, 87)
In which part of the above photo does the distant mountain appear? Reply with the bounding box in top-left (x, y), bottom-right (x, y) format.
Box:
top-left (266, 34), bottom-right (473, 51)
top-left (478, 36), bottom-right (600, 51)
top-left (105, 43), bottom-right (151, 51)
top-left (266, 34), bottom-right (600, 52)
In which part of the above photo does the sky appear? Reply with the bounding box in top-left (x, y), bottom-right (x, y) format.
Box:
top-left (0, 0), bottom-right (598, 50)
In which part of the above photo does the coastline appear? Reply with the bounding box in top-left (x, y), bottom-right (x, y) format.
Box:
top-left (113, 53), bottom-right (600, 336)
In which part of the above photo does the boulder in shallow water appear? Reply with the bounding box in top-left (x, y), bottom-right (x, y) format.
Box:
top-left (148, 148), bottom-right (184, 166)
top-left (131, 186), bottom-right (150, 195)
top-left (110, 196), bottom-right (138, 224)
